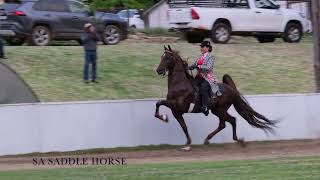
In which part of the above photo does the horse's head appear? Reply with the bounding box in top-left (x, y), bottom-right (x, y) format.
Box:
top-left (156, 45), bottom-right (186, 76)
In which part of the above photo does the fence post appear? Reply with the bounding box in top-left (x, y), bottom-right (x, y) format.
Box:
top-left (312, 0), bottom-right (320, 92)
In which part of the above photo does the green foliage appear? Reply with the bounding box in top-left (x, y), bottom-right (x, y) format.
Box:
top-left (90, 0), bottom-right (155, 10)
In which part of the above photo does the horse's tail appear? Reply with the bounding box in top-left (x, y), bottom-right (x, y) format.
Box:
top-left (223, 74), bottom-right (238, 92)
top-left (222, 74), bottom-right (277, 134)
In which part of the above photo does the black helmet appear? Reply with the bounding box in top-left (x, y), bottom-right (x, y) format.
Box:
top-left (200, 41), bottom-right (212, 48)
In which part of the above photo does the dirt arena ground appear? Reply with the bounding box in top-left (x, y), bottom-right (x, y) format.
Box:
top-left (0, 139), bottom-right (319, 171)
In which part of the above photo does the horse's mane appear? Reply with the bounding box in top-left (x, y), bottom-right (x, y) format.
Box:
top-left (171, 50), bottom-right (194, 80)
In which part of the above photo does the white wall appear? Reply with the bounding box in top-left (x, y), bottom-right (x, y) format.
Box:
top-left (147, 2), bottom-right (170, 29)
top-left (0, 94), bottom-right (320, 156)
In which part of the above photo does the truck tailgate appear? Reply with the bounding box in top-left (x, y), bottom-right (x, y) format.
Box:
top-left (168, 8), bottom-right (191, 24)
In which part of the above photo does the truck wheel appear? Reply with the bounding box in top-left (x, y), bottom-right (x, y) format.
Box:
top-left (30, 26), bottom-right (51, 46)
top-left (184, 32), bottom-right (204, 43)
top-left (102, 25), bottom-right (120, 45)
top-left (257, 36), bottom-right (276, 43)
top-left (283, 23), bottom-right (302, 43)
top-left (6, 37), bottom-right (25, 46)
top-left (211, 23), bottom-right (231, 44)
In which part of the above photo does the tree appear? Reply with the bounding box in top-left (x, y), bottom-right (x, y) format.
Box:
top-left (90, 0), bottom-right (156, 10)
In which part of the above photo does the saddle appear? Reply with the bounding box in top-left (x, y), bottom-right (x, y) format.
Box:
top-left (189, 76), bottom-right (224, 106)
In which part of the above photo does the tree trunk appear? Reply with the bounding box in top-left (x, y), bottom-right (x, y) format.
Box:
top-left (312, 0), bottom-right (320, 92)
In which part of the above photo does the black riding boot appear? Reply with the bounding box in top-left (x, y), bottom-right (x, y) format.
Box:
top-left (201, 94), bottom-right (209, 116)
top-left (200, 80), bottom-right (210, 116)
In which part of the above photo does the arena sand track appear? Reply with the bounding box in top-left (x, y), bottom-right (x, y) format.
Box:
top-left (0, 139), bottom-right (319, 171)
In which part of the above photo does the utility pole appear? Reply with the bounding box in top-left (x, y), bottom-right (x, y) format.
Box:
top-left (311, 0), bottom-right (320, 92)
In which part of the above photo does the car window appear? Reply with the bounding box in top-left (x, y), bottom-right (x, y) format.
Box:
top-left (68, 1), bottom-right (89, 13)
top-left (255, 0), bottom-right (277, 9)
top-left (117, 10), bottom-right (136, 18)
top-left (33, 0), bottom-right (68, 12)
top-left (225, 0), bottom-right (249, 9)
top-left (0, 3), bottom-right (21, 11)
top-left (117, 11), bottom-right (125, 18)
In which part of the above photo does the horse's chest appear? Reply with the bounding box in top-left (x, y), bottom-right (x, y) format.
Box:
top-left (176, 101), bottom-right (201, 113)
top-left (167, 94), bottom-right (197, 113)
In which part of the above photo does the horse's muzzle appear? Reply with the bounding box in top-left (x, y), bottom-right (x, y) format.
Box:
top-left (157, 69), bottom-right (166, 76)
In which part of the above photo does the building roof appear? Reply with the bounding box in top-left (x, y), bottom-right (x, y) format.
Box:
top-left (143, 0), bottom-right (166, 16)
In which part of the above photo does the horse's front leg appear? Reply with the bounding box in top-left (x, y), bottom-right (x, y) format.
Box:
top-left (172, 111), bottom-right (192, 151)
top-left (155, 100), bottom-right (171, 123)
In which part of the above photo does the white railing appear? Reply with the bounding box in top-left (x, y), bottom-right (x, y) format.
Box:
top-left (0, 93), bottom-right (319, 156)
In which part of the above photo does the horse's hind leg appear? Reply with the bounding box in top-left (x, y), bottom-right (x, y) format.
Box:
top-left (226, 113), bottom-right (245, 146)
top-left (172, 111), bottom-right (192, 151)
top-left (204, 113), bottom-right (226, 145)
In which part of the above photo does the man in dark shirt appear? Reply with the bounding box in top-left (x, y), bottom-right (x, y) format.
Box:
top-left (0, 2), bottom-right (7, 59)
top-left (0, 36), bottom-right (7, 59)
top-left (81, 23), bottom-right (99, 83)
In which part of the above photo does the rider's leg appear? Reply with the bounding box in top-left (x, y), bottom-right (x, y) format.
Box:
top-left (216, 84), bottom-right (222, 96)
top-left (200, 80), bottom-right (210, 116)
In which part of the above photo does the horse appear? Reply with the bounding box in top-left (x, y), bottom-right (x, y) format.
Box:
top-left (154, 45), bottom-right (277, 151)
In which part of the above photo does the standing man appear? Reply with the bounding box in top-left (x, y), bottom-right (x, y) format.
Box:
top-left (0, 1), bottom-right (7, 59)
top-left (81, 23), bottom-right (99, 83)
top-left (0, 35), bottom-right (7, 59)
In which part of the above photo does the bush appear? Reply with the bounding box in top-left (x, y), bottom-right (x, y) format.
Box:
top-left (90, 0), bottom-right (152, 10)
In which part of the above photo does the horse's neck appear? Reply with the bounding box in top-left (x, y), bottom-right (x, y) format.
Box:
top-left (167, 63), bottom-right (193, 95)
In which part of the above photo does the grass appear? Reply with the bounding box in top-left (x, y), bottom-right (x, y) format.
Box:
top-left (136, 28), bottom-right (179, 37)
top-left (2, 36), bottom-right (315, 102)
top-left (0, 156), bottom-right (319, 179)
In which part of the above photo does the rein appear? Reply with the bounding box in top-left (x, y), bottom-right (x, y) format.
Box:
top-left (162, 50), bottom-right (194, 78)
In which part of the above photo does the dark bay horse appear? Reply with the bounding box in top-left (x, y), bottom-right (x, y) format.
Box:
top-left (155, 45), bottom-right (277, 151)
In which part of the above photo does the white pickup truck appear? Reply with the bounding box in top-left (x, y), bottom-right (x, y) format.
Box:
top-left (168, 0), bottom-right (310, 43)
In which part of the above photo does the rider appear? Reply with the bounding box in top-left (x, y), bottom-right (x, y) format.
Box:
top-left (188, 41), bottom-right (222, 116)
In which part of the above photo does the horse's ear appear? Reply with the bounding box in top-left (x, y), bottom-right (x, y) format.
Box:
top-left (168, 45), bottom-right (172, 51)
top-left (164, 45), bottom-right (168, 51)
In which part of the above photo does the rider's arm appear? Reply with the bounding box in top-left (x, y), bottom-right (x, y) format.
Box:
top-left (188, 60), bottom-right (198, 70)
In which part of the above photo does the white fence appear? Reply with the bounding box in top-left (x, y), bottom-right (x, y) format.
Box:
top-left (0, 93), bottom-right (319, 156)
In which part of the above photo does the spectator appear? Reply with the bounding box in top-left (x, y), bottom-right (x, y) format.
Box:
top-left (0, 36), bottom-right (7, 59)
top-left (81, 23), bottom-right (99, 83)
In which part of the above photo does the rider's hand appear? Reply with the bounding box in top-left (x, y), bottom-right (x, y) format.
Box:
top-left (188, 65), bottom-right (196, 70)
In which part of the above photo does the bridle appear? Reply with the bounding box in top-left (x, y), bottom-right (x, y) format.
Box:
top-left (161, 50), bottom-right (187, 75)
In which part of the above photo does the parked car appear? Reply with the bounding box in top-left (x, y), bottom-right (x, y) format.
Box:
top-left (168, 0), bottom-right (310, 43)
top-left (117, 9), bottom-right (145, 29)
top-left (0, 0), bottom-right (128, 46)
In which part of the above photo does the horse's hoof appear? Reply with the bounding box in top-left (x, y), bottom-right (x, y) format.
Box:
top-left (181, 146), bottom-right (191, 151)
top-left (238, 139), bottom-right (246, 147)
top-left (161, 114), bottom-right (169, 123)
top-left (204, 139), bottom-right (210, 146)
